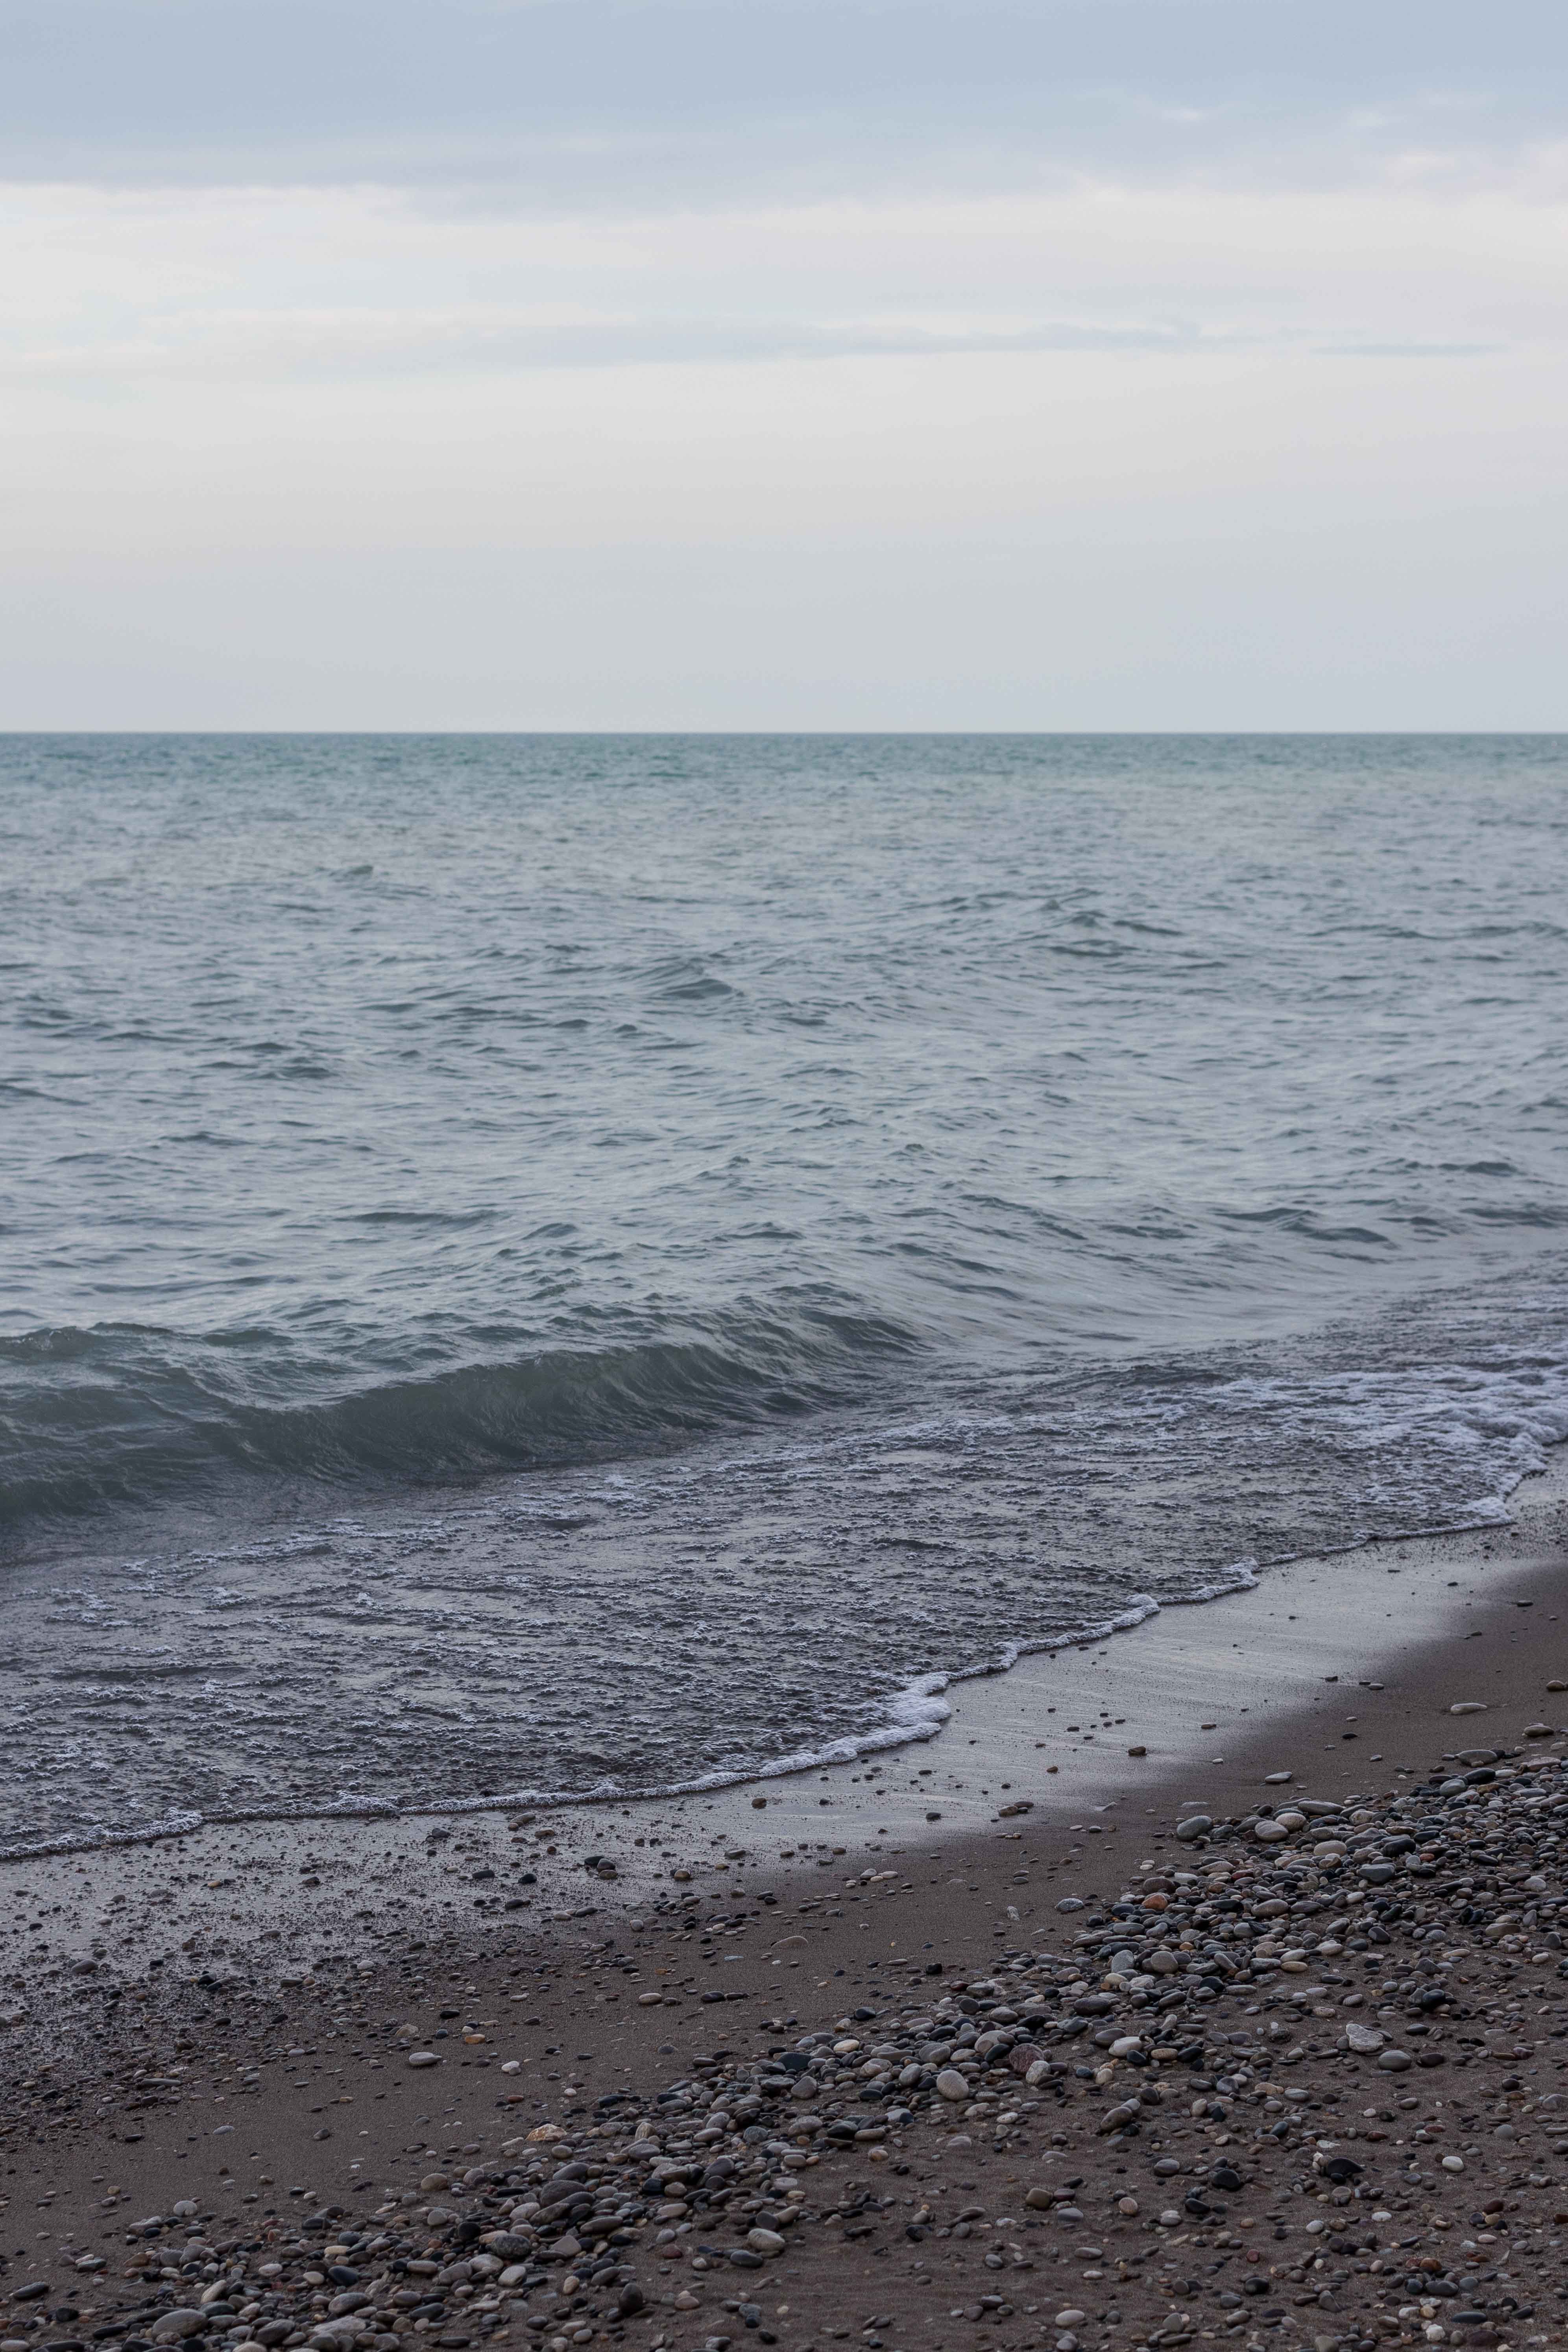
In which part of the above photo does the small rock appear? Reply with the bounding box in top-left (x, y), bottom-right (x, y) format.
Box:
top-left (1263, 1771), bottom-right (1293, 1784)
top-left (1344, 2023), bottom-right (1385, 2054)
top-left (1376, 2048), bottom-right (1413, 2071)
top-left (151, 2311), bottom-right (207, 2343)
top-left (1255, 1819), bottom-right (1289, 1841)
top-left (406, 2050), bottom-right (439, 2069)
top-left (1442, 2155), bottom-right (1465, 2171)
top-left (1176, 1815), bottom-right (1212, 1841)
top-left (936, 2069), bottom-right (969, 2101)
top-left (1054, 2312), bottom-right (1086, 2329)
top-left (1127, 1746), bottom-right (1147, 1757)
top-left (746, 2228), bottom-right (785, 2255)
top-left (1024, 2188), bottom-right (1055, 2211)
top-left (1056, 1898), bottom-right (1086, 1913)
top-left (638, 1992), bottom-right (663, 2005)
top-left (1449, 1702), bottom-right (1488, 1715)
top-left (618, 2286), bottom-right (646, 2317)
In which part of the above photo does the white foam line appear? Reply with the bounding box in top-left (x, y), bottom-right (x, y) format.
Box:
top-left (4, 1449), bottom-right (1562, 1867)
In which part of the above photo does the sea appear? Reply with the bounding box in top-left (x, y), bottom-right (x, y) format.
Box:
top-left (4, 733), bottom-right (1568, 1856)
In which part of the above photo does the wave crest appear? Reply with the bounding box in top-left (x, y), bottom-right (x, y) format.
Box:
top-left (0, 1300), bottom-right (922, 1521)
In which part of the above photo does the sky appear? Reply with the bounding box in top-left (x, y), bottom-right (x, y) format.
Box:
top-left (3, 0), bottom-right (1566, 729)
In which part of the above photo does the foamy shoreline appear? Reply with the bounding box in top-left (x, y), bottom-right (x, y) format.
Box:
top-left (4, 1454), bottom-right (1565, 1981)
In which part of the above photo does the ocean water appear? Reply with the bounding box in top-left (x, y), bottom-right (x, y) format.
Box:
top-left (3, 732), bottom-right (1568, 1855)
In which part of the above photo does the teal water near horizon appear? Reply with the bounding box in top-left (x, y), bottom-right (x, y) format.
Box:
top-left (3, 733), bottom-right (1567, 1851)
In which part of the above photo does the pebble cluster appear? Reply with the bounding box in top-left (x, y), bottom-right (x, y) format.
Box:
top-left (11, 1745), bottom-right (1568, 2352)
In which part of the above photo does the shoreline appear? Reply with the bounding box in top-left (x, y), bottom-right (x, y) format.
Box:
top-left (1, 1455), bottom-right (1563, 1960)
top-left (5, 1450), bottom-right (1565, 1881)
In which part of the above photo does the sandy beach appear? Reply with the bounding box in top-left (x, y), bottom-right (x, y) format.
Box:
top-left (4, 1460), bottom-right (1568, 2352)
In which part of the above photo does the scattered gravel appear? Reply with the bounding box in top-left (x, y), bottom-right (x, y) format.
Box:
top-left (9, 1746), bottom-right (1568, 2352)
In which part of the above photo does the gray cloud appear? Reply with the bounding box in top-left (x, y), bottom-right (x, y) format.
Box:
top-left (1, 0), bottom-right (1562, 208)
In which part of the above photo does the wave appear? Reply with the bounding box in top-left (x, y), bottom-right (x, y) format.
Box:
top-left (0, 1300), bottom-right (923, 1524)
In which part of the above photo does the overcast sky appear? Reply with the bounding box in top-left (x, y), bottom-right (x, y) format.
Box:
top-left (4, 0), bottom-right (1565, 728)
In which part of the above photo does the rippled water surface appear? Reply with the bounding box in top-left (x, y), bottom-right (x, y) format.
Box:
top-left (3, 734), bottom-right (1567, 1849)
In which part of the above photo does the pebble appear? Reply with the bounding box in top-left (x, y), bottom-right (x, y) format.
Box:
top-left (405, 2049), bottom-right (439, 2068)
